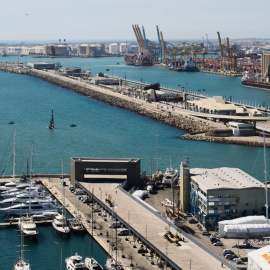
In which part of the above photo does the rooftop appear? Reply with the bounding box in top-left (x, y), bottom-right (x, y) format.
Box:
top-left (190, 167), bottom-right (265, 191)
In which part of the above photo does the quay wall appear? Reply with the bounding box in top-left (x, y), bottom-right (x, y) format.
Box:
top-left (0, 64), bottom-right (268, 148)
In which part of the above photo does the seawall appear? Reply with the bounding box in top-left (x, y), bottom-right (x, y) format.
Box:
top-left (0, 64), bottom-right (269, 148)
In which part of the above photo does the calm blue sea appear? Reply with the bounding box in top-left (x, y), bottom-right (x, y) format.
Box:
top-left (0, 55), bottom-right (270, 269)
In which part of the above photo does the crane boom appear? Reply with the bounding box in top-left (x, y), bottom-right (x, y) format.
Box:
top-left (217, 31), bottom-right (224, 57)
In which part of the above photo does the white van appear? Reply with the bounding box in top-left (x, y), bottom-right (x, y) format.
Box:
top-left (109, 221), bottom-right (121, 228)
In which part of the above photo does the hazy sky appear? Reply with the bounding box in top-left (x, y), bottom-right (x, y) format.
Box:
top-left (1, 0), bottom-right (269, 42)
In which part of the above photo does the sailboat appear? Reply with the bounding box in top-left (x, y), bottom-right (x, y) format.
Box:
top-left (14, 229), bottom-right (31, 270)
top-left (48, 110), bottom-right (54, 130)
top-left (52, 160), bottom-right (70, 235)
top-left (85, 189), bottom-right (103, 270)
top-left (18, 141), bottom-right (38, 238)
top-left (0, 128), bottom-right (30, 192)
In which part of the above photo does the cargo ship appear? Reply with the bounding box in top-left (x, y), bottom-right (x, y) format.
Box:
top-left (169, 58), bottom-right (199, 72)
top-left (124, 54), bottom-right (153, 66)
top-left (241, 70), bottom-right (270, 90)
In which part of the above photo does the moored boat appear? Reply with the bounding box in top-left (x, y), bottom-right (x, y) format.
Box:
top-left (68, 218), bottom-right (85, 233)
top-left (14, 229), bottom-right (31, 270)
top-left (18, 216), bottom-right (38, 237)
top-left (105, 257), bottom-right (123, 270)
top-left (65, 253), bottom-right (87, 270)
top-left (85, 257), bottom-right (103, 270)
top-left (52, 212), bottom-right (70, 235)
top-left (241, 70), bottom-right (270, 90)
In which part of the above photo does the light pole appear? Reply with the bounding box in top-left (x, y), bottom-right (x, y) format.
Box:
top-left (185, 82), bottom-right (188, 91)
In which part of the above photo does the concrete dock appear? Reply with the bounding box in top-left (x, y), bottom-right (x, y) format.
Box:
top-left (37, 177), bottom-right (228, 270)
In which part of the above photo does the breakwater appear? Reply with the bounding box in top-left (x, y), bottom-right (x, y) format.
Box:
top-left (0, 63), bottom-right (268, 148)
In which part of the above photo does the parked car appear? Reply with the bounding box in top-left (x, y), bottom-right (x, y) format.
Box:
top-left (189, 219), bottom-right (198, 224)
top-left (109, 221), bottom-right (121, 228)
top-left (223, 249), bottom-right (233, 256)
top-left (201, 231), bottom-right (211, 235)
top-left (93, 208), bottom-right (101, 213)
top-left (69, 186), bottom-right (75, 192)
top-left (74, 189), bottom-right (84, 195)
top-left (117, 229), bottom-right (129, 236)
top-left (213, 241), bottom-right (223, 246)
top-left (137, 248), bottom-right (147, 254)
top-left (184, 213), bottom-right (193, 218)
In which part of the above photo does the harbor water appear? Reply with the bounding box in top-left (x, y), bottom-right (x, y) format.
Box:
top-left (1, 55), bottom-right (270, 269)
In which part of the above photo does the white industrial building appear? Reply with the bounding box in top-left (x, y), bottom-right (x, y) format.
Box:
top-left (248, 245), bottom-right (270, 270)
top-left (119, 43), bottom-right (131, 53)
top-left (43, 44), bottom-right (69, 56)
top-left (186, 166), bottom-right (270, 230)
top-left (21, 46), bottom-right (43, 55)
top-left (219, 216), bottom-right (270, 238)
top-left (77, 43), bottom-right (105, 56)
top-left (109, 43), bottom-right (120, 54)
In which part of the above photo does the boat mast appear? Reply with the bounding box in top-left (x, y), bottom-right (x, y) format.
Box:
top-left (155, 125), bottom-right (159, 172)
top-left (29, 141), bottom-right (34, 216)
top-left (12, 127), bottom-right (16, 181)
top-left (264, 132), bottom-right (269, 222)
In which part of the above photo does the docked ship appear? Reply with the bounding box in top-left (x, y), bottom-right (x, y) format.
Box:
top-left (174, 58), bottom-right (199, 72)
top-left (241, 70), bottom-right (270, 90)
top-left (124, 54), bottom-right (153, 66)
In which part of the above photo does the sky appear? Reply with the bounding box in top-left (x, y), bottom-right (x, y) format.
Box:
top-left (0, 0), bottom-right (269, 43)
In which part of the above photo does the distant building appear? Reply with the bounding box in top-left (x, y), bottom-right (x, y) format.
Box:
top-left (228, 121), bottom-right (255, 136)
top-left (179, 161), bottom-right (269, 230)
top-left (77, 43), bottom-right (105, 57)
top-left (109, 43), bottom-right (120, 54)
top-left (43, 44), bottom-right (69, 56)
top-left (28, 62), bottom-right (55, 70)
top-left (119, 43), bottom-right (131, 53)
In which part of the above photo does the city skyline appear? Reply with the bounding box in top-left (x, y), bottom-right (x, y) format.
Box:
top-left (0, 0), bottom-right (269, 43)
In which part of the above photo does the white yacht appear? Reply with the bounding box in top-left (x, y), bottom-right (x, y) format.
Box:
top-left (0, 181), bottom-right (30, 192)
top-left (0, 191), bottom-right (52, 207)
top-left (85, 257), bottom-right (103, 270)
top-left (162, 167), bottom-right (179, 186)
top-left (0, 200), bottom-right (59, 216)
top-left (105, 258), bottom-right (123, 270)
top-left (52, 212), bottom-right (70, 235)
top-left (65, 253), bottom-right (87, 270)
top-left (1, 183), bottom-right (38, 198)
top-left (18, 216), bottom-right (38, 237)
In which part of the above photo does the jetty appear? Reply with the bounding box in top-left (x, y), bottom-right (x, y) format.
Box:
top-left (1, 63), bottom-right (270, 147)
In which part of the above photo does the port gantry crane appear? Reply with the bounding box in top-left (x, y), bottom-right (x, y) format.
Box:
top-left (217, 31), bottom-right (238, 75)
top-left (132, 25), bottom-right (162, 63)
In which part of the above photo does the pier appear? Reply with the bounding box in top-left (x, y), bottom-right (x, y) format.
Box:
top-left (1, 63), bottom-right (270, 147)
top-left (25, 176), bottom-right (228, 270)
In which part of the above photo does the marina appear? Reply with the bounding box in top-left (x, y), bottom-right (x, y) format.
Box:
top-left (1, 55), bottom-right (270, 269)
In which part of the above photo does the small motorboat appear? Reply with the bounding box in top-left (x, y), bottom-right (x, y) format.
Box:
top-left (68, 218), bottom-right (85, 233)
top-left (8, 121), bottom-right (15, 124)
top-left (70, 123), bottom-right (77, 127)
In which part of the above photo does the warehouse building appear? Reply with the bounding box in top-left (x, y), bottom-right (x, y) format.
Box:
top-left (179, 161), bottom-right (269, 230)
